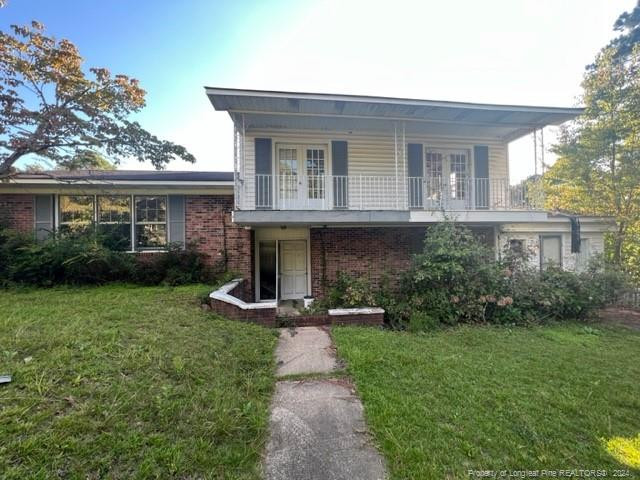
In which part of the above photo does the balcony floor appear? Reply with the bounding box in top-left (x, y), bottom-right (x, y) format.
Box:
top-left (233, 209), bottom-right (550, 226)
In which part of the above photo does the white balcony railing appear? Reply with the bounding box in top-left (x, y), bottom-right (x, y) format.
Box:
top-left (242, 174), bottom-right (543, 211)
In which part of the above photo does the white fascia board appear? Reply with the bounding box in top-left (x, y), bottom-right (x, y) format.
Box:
top-left (204, 87), bottom-right (583, 115)
top-left (7, 179), bottom-right (233, 186)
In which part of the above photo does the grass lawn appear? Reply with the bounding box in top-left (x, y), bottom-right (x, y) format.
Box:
top-left (0, 285), bottom-right (278, 479)
top-left (333, 323), bottom-right (640, 479)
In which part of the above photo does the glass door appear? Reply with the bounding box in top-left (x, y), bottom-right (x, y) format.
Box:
top-left (277, 146), bottom-right (299, 209)
top-left (276, 144), bottom-right (328, 209)
top-left (424, 149), bottom-right (469, 210)
top-left (305, 147), bottom-right (326, 209)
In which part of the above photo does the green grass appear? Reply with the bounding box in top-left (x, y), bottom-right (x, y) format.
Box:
top-left (0, 285), bottom-right (278, 479)
top-left (333, 324), bottom-right (640, 479)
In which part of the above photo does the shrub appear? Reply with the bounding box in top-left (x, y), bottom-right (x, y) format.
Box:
top-left (0, 228), bottom-right (219, 287)
top-left (326, 271), bottom-right (378, 308)
top-left (393, 221), bottom-right (628, 331)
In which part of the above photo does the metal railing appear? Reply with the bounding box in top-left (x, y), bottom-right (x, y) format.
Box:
top-left (246, 174), bottom-right (544, 211)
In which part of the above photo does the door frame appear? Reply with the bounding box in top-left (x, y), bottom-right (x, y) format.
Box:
top-left (273, 142), bottom-right (331, 209)
top-left (279, 239), bottom-right (308, 300)
top-left (254, 228), bottom-right (312, 302)
top-left (424, 147), bottom-right (474, 209)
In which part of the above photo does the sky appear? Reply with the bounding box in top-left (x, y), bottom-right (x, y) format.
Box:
top-left (1, 0), bottom-right (636, 183)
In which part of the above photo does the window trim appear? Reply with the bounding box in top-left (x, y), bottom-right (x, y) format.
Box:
top-left (97, 194), bottom-right (134, 252)
top-left (134, 195), bottom-right (169, 251)
top-left (50, 193), bottom-right (183, 253)
top-left (58, 194), bottom-right (96, 229)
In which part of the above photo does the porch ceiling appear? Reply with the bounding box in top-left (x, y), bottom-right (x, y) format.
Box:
top-left (205, 87), bottom-right (583, 142)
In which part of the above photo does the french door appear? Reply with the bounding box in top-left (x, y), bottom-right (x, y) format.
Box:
top-left (424, 149), bottom-right (470, 209)
top-left (276, 144), bottom-right (328, 209)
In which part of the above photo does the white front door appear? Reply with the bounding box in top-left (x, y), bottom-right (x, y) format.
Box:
top-left (277, 144), bottom-right (327, 209)
top-left (280, 240), bottom-right (307, 300)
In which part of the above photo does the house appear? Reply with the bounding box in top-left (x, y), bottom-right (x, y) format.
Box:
top-left (0, 88), bottom-right (611, 306)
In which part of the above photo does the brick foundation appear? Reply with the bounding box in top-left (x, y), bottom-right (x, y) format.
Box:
top-left (0, 194), bottom-right (34, 232)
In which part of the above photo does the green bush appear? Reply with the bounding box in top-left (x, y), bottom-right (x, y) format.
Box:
top-left (317, 221), bottom-right (630, 331)
top-left (0, 228), bottom-right (218, 287)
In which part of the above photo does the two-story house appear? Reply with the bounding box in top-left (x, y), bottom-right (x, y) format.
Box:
top-left (0, 88), bottom-right (612, 304)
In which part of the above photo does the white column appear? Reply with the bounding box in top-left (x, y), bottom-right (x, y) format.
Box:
top-left (394, 123), bottom-right (398, 210)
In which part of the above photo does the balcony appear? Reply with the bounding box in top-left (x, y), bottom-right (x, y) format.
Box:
top-left (237, 174), bottom-right (543, 212)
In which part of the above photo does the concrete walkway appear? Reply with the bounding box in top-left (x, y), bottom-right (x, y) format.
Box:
top-left (265, 327), bottom-right (386, 480)
top-left (275, 326), bottom-right (337, 377)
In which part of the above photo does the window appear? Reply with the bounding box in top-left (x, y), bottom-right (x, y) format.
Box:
top-left (509, 239), bottom-right (524, 254)
top-left (135, 196), bottom-right (167, 249)
top-left (98, 195), bottom-right (132, 251)
top-left (540, 235), bottom-right (562, 269)
top-left (59, 195), bottom-right (94, 232)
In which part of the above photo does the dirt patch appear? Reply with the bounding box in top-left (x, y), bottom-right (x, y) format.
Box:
top-left (598, 307), bottom-right (640, 331)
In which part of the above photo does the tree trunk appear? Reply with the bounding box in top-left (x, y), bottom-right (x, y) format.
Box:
top-left (0, 150), bottom-right (27, 178)
top-left (612, 222), bottom-right (626, 265)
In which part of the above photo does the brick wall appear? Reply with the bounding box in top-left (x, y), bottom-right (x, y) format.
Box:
top-left (310, 226), bottom-right (495, 298)
top-left (0, 194), bottom-right (34, 232)
top-left (310, 227), bottom-right (426, 298)
top-left (185, 195), bottom-right (253, 293)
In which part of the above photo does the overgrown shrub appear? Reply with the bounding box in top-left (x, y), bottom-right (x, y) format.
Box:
top-left (0, 228), bottom-right (219, 287)
top-left (317, 221), bottom-right (630, 330)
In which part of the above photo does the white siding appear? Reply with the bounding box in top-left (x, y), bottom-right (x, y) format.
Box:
top-left (241, 129), bottom-right (509, 210)
top-left (497, 222), bottom-right (606, 272)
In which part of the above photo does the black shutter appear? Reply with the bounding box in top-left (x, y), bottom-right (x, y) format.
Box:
top-left (168, 195), bottom-right (185, 247)
top-left (255, 138), bottom-right (272, 209)
top-left (474, 145), bottom-right (489, 209)
top-left (407, 143), bottom-right (423, 208)
top-left (331, 140), bottom-right (348, 209)
top-left (34, 194), bottom-right (53, 240)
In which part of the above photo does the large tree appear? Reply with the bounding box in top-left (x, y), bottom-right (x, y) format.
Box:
top-left (0, 21), bottom-right (195, 177)
top-left (546, 3), bottom-right (640, 272)
top-left (609, 0), bottom-right (640, 60)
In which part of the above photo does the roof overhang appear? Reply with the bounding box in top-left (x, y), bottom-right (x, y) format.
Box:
top-left (206, 87), bottom-right (583, 141)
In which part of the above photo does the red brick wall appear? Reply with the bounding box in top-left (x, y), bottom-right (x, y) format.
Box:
top-left (310, 226), bottom-right (494, 298)
top-left (310, 227), bottom-right (426, 298)
top-left (185, 195), bottom-right (253, 293)
top-left (0, 194), bottom-right (34, 232)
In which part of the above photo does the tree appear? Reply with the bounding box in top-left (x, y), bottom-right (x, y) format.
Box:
top-left (56, 150), bottom-right (116, 170)
top-left (608, 1), bottom-right (640, 61)
top-left (0, 21), bottom-right (195, 177)
top-left (546, 44), bottom-right (640, 267)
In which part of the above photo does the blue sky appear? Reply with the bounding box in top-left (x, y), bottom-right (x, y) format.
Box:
top-left (1, 0), bottom-right (636, 181)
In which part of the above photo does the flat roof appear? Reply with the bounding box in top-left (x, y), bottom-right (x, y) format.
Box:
top-left (205, 87), bottom-right (582, 141)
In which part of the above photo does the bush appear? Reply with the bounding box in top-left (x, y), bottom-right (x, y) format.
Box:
top-left (397, 221), bottom-right (630, 330)
top-left (0, 228), bottom-right (219, 287)
top-left (316, 221), bottom-right (630, 331)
